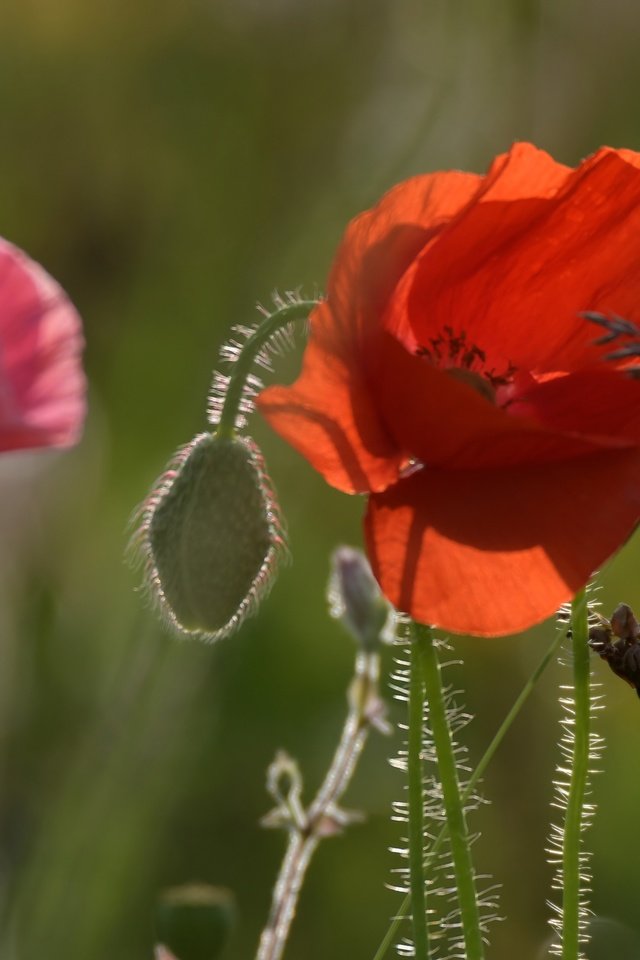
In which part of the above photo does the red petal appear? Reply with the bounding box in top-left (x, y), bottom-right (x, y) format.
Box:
top-left (510, 365), bottom-right (640, 443)
top-left (365, 451), bottom-right (640, 637)
top-left (0, 240), bottom-right (86, 452)
top-left (257, 315), bottom-right (402, 495)
top-left (259, 170), bottom-right (483, 493)
top-left (387, 145), bottom-right (640, 376)
top-left (371, 332), bottom-right (640, 469)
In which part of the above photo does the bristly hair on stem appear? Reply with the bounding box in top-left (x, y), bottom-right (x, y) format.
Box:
top-left (548, 589), bottom-right (605, 959)
top-left (208, 291), bottom-right (321, 435)
top-left (388, 620), bottom-right (500, 960)
top-left (372, 623), bottom-right (568, 960)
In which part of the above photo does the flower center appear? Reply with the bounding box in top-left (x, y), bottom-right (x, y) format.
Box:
top-left (416, 326), bottom-right (516, 405)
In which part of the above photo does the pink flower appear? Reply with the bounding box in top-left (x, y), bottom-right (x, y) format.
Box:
top-left (0, 238), bottom-right (86, 453)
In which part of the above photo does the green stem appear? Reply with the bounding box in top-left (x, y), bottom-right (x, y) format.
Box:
top-left (216, 299), bottom-right (319, 438)
top-left (408, 630), bottom-right (430, 960)
top-left (372, 623), bottom-right (567, 960)
top-left (562, 589), bottom-right (590, 960)
top-left (417, 624), bottom-right (484, 960)
top-left (257, 651), bottom-right (384, 960)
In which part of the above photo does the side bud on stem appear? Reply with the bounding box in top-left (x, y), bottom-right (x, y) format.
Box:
top-left (329, 545), bottom-right (393, 652)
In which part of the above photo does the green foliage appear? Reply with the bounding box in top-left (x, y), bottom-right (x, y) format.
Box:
top-left (3, 3), bottom-right (640, 960)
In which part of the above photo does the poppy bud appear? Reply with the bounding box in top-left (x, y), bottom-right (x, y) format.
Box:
top-left (328, 546), bottom-right (392, 651)
top-left (155, 884), bottom-right (235, 960)
top-left (136, 432), bottom-right (285, 641)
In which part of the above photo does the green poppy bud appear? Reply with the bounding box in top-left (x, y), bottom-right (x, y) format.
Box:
top-left (155, 884), bottom-right (235, 960)
top-left (135, 432), bottom-right (285, 641)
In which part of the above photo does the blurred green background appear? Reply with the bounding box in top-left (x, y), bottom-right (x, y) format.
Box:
top-left (2, 2), bottom-right (640, 958)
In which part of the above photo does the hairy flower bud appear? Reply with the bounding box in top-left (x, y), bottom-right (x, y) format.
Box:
top-left (328, 546), bottom-right (392, 651)
top-left (155, 884), bottom-right (235, 960)
top-left (134, 432), bottom-right (285, 641)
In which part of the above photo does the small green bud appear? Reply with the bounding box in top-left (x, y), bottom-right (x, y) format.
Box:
top-left (134, 432), bottom-right (285, 641)
top-left (155, 884), bottom-right (235, 960)
top-left (328, 546), bottom-right (392, 651)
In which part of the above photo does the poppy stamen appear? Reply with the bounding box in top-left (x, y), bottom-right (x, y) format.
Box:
top-left (417, 329), bottom-right (516, 404)
top-left (582, 311), bottom-right (640, 378)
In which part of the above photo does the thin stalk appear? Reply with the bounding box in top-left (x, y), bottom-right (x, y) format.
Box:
top-left (256, 651), bottom-right (385, 960)
top-left (372, 623), bottom-right (567, 960)
top-left (562, 589), bottom-right (590, 960)
top-left (407, 629), bottom-right (430, 960)
top-left (416, 624), bottom-right (484, 960)
top-left (216, 300), bottom-right (319, 438)
top-left (308, 664), bottom-right (372, 822)
top-left (257, 831), bottom-right (319, 960)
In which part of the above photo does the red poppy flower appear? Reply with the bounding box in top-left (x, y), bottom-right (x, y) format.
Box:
top-left (0, 238), bottom-right (86, 454)
top-left (258, 143), bottom-right (640, 637)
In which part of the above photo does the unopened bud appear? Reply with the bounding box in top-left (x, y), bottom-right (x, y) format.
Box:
top-left (134, 432), bottom-right (285, 641)
top-left (155, 884), bottom-right (235, 960)
top-left (328, 546), bottom-right (391, 651)
top-left (610, 602), bottom-right (640, 641)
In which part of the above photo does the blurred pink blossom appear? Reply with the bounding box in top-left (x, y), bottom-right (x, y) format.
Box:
top-left (0, 238), bottom-right (86, 453)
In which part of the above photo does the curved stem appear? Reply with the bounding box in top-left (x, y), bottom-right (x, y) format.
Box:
top-left (562, 589), bottom-right (590, 960)
top-left (256, 652), bottom-right (384, 960)
top-left (216, 299), bottom-right (319, 438)
top-left (417, 624), bottom-right (484, 960)
top-left (371, 623), bottom-right (567, 960)
top-left (408, 630), bottom-right (430, 960)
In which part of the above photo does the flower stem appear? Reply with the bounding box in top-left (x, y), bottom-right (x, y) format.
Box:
top-left (408, 628), bottom-right (430, 960)
top-left (256, 830), bottom-right (319, 960)
top-left (562, 589), bottom-right (590, 960)
top-left (216, 299), bottom-right (319, 439)
top-left (372, 622), bottom-right (567, 960)
top-left (256, 651), bottom-right (387, 960)
top-left (415, 623), bottom-right (484, 960)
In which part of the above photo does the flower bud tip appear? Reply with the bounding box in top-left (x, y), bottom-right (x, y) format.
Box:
top-left (328, 546), bottom-right (393, 651)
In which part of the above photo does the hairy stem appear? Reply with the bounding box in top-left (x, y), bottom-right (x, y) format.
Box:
top-left (372, 623), bottom-right (567, 960)
top-left (408, 628), bottom-right (430, 960)
top-left (562, 589), bottom-right (590, 960)
top-left (216, 299), bottom-right (319, 438)
top-left (256, 651), bottom-right (385, 960)
top-left (416, 624), bottom-right (484, 960)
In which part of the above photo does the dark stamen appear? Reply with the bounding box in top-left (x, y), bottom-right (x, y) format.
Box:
top-left (416, 329), bottom-right (515, 401)
top-left (582, 311), bottom-right (640, 376)
top-left (582, 310), bottom-right (640, 344)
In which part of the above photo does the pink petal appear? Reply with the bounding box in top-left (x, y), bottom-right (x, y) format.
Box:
top-left (0, 239), bottom-right (86, 453)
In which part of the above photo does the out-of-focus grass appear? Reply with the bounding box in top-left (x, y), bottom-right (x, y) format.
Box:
top-left (2, 2), bottom-right (640, 958)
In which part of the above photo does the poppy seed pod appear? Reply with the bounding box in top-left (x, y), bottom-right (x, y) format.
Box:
top-left (135, 432), bottom-right (285, 641)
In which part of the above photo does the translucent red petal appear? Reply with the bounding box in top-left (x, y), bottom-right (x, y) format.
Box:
top-left (365, 451), bottom-right (640, 636)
